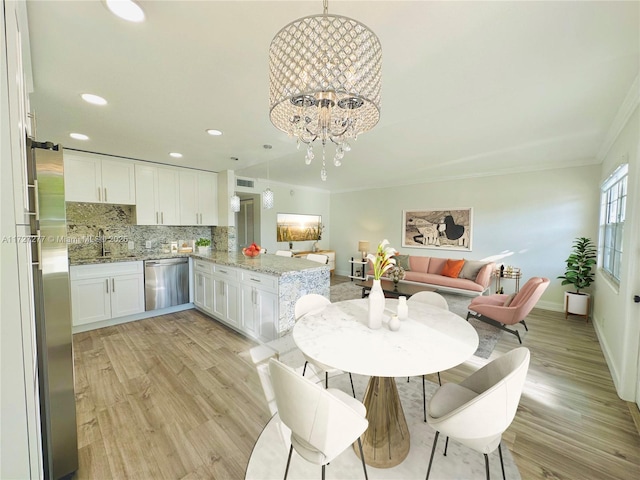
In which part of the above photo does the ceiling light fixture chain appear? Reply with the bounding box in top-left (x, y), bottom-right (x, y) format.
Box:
top-left (269, 0), bottom-right (382, 181)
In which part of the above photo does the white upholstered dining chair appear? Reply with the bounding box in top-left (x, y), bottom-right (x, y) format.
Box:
top-left (425, 347), bottom-right (530, 480)
top-left (408, 291), bottom-right (449, 310)
top-left (269, 358), bottom-right (369, 480)
top-left (306, 253), bottom-right (328, 264)
top-left (275, 250), bottom-right (293, 257)
top-left (407, 291), bottom-right (448, 420)
top-left (294, 294), bottom-right (356, 397)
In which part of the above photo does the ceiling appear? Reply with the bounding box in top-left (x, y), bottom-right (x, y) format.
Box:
top-left (26, 1), bottom-right (639, 193)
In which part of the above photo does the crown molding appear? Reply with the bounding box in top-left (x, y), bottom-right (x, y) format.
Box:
top-left (596, 75), bottom-right (640, 162)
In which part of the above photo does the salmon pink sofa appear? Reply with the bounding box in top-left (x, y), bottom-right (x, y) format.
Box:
top-left (368, 255), bottom-right (495, 296)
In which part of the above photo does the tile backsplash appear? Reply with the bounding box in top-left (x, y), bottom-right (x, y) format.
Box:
top-left (65, 202), bottom-right (213, 262)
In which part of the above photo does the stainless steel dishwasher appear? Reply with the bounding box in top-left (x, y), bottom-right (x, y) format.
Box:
top-left (144, 258), bottom-right (189, 310)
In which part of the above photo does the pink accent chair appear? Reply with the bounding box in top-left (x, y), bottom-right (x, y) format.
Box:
top-left (467, 277), bottom-right (550, 343)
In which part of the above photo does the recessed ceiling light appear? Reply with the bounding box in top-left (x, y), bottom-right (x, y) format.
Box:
top-left (81, 93), bottom-right (107, 106)
top-left (105, 0), bottom-right (145, 23)
top-left (169, 152), bottom-right (183, 158)
top-left (69, 133), bottom-right (89, 140)
top-left (206, 129), bottom-right (223, 136)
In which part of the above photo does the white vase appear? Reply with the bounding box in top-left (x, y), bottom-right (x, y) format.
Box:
top-left (368, 279), bottom-right (385, 329)
top-left (397, 296), bottom-right (408, 320)
top-left (388, 314), bottom-right (401, 331)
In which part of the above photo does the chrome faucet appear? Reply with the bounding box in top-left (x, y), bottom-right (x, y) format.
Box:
top-left (97, 228), bottom-right (110, 257)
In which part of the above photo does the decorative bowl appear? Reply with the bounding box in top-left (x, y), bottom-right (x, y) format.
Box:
top-left (242, 248), bottom-right (261, 258)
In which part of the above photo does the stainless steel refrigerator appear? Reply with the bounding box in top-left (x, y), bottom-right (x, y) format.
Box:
top-left (26, 138), bottom-right (78, 479)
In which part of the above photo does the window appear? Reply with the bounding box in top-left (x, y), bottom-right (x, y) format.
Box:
top-left (599, 163), bottom-right (628, 282)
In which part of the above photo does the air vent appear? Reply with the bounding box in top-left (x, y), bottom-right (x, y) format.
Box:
top-left (236, 178), bottom-right (254, 188)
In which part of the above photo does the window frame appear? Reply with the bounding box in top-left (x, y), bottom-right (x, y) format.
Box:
top-left (598, 163), bottom-right (628, 283)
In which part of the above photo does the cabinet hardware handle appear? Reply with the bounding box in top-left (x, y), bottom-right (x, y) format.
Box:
top-left (112, 278), bottom-right (115, 292)
top-left (196, 213), bottom-right (199, 224)
top-left (250, 277), bottom-right (261, 283)
top-left (156, 212), bottom-right (159, 224)
top-left (219, 269), bottom-right (227, 274)
top-left (106, 278), bottom-right (109, 293)
top-left (35, 229), bottom-right (43, 271)
top-left (33, 180), bottom-right (41, 222)
top-left (98, 187), bottom-right (101, 202)
top-left (161, 212), bottom-right (164, 224)
top-left (104, 188), bottom-right (108, 202)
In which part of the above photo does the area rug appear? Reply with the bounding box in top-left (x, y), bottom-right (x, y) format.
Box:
top-left (329, 281), bottom-right (524, 359)
top-left (245, 357), bottom-right (521, 480)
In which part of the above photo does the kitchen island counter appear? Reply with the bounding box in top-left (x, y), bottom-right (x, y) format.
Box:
top-left (190, 251), bottom-right (328, 276)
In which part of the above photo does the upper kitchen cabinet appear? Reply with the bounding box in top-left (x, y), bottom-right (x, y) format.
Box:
top-left (178, 170), bottom-right (218, 226)
top-left (135, 164), bottom-right (180, 225)
top-left (64, 153), bottom-right (135, 205)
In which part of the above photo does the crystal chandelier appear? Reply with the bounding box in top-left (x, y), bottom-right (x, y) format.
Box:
top-left (269, 0), bottom-right (382, 181)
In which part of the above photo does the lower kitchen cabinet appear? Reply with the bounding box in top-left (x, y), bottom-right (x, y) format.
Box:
top-left (240, 286), bottom-right (277, 342)
top-left (212, 264), bottom-right (240, 328)
top-left (70, 262), bottom-right (144, 327)
top-left (194, 270), bottom-right (214, 314)
top-left (192, 259), bottom-right (278, 342)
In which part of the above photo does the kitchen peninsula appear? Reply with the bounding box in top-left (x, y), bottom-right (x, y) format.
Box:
top-left (191, 252), bottom-right (330, 342)
top-left (69, 249), bottom-right (330, 343)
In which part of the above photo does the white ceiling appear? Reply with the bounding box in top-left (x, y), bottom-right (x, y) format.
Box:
top-left (26, 1), bottom-right (639, 192)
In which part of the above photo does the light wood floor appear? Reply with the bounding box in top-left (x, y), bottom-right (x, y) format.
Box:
top-left (72, 283), bottom-right (640, 479)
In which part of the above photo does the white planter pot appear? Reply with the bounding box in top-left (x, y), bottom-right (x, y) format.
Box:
top-left (564, 291), bottom-right (590, 318)
top-left (197, 246), bottom-right (210, 254)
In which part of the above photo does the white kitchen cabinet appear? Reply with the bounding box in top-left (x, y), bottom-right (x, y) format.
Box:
top-left (239, 270), bottom-right (278, 342)
top-left (179, 170), bottom-right (219, 226)
top-left (70, 262), bottom-right (144, 327)
top-left (135, 164), bottom-right (180, 225)
top-left (212, 264), bottom-right (240, 328)
top-left (193, 259), bottom-right (214, 314)
top-left (64, 153), bottom-right (136, 204)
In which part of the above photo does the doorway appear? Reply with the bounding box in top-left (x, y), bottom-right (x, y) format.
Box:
top-left (236, 195), bottom-right (261, 249)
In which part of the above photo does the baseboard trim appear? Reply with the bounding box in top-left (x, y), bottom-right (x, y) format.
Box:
top-left (72, 303), bottom-right (194, 334)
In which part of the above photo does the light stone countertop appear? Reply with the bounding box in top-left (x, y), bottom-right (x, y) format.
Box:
top-left (191, 251), bottom-right (328, 276)
top-left (71, 251), bottom-right (328, 276)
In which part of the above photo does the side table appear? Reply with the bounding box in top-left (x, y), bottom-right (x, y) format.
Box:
top-left (494, 267), bottom-right (521, 293)
top-left (349, 257), bottom-right (368, 281)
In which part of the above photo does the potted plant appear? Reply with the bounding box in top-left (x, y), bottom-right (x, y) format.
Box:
top-left (195, 238), bottom-right (211, 254)
top-left (557, 237), bottom-right (596, 318)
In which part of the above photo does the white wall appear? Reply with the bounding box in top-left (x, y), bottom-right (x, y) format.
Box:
top-left (593, 104), bottom-right (640, 400)
top-left (245, 179), bottom-right (331, 255)
top-left (330, 166), bottom-right (601, 310)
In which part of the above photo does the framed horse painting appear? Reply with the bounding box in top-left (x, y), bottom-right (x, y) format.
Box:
top-left (402, 208), bottom-right (473, 251)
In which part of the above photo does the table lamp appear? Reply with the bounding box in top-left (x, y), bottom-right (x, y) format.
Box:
top-left (358, 241), bottom-right (370, 259)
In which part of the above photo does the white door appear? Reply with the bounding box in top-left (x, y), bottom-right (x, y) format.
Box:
top-left (110, 274), bottom-right (145, 318)
top-left (101, 159), bottom-right (136, 205)
top-left (237, 198), bottom-right (255, 249)
top-left (71, 277), bottom-right (111, 325)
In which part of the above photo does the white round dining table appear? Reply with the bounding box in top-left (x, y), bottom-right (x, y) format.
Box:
top-left (292, 297), bottom-right (479, 468)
